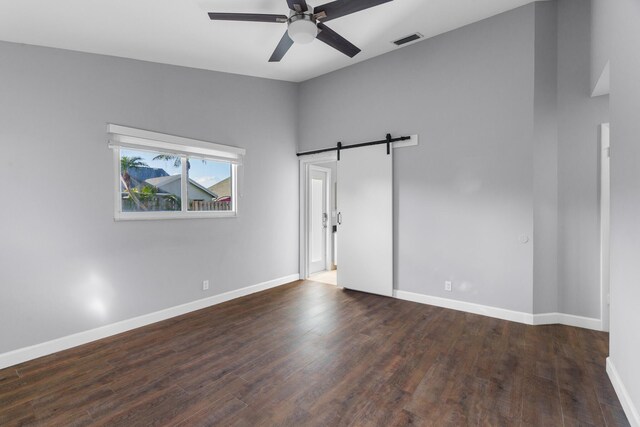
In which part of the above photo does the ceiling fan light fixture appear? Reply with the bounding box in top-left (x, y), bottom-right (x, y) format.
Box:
top-left (288, 14), bottom-right (317, 44)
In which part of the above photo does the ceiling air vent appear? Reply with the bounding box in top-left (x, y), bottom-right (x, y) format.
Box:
top-left (392, 33), bottom-right (424, 47)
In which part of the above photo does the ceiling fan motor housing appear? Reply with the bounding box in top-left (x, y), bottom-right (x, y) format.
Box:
top-left (288, 13), bottom-right (318, 44)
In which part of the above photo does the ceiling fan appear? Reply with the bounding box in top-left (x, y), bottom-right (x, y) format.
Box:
top-left (208, 0), bottom-right (393, 62)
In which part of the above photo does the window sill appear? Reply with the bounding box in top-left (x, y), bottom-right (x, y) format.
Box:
top-left (114, 211), bottom-right (238, 221)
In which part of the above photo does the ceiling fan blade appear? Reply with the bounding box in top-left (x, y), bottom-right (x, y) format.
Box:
top-left (286, 0), bottom-right (309, 13)
top-left (269, 31), bottom-right (295, 62)
top-left (208, 13), bottom-right (288, 23)
top-left (314, 0), bottom-right (392, 22)
top-left (316, 23), bottom-right (361, 58)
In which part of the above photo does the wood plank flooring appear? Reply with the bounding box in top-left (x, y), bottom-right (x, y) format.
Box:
top-left (0, 280), bottom-right (630, 426)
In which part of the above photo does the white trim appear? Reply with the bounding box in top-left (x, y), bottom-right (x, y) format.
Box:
top-left (114, 210), bottom-right (238, 221)
top-left (394, 290), bottom-right (534, 324)
top-left (532, 312), bottom-right (602, 330)
top-left (181, 156), bottom-right (188, 212)
top-left (600, 123), bottom-right (611, 332)
top-left (393, 134), bottom-right (419, 149)
top-left (299, 152), bottom-right (338, 280)
top-left (0, 274), bottom-right (299, 370)
top-left (607, 358), bottom-right (640, 427)
top-left (113, 148), bottom-right (121, 219)
top-left (231, 164), bottom-right (239, 213)
top-left (393, 290), bottom-right (602, 330)
top-left (107, 124), bottom-right (245, 162)
top-left (308, 165), bottom-right (333, 274)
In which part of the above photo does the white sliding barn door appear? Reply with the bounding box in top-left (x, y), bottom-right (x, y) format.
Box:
top-left (337, 144), bottom-right (393, 296)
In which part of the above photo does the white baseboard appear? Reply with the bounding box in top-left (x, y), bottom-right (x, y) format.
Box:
top-left (393, 290), bottom-right (602, 331)
top-left (393, 290), bottom-right (534, 324)
top-left (607, 357), bottom-right (640, 427)
top-left (532, 312), bottom-right (602, 330)
top-left (0, 274), bottom-right (300, 370)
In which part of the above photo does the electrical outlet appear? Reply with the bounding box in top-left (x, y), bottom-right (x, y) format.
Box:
top-left (445, 281), bottom-right (452, 292)
top-left (202, 280), bottom-right (209, 291)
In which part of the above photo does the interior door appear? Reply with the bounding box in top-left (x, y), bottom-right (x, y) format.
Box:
top-left (309, 167), bottom-right (329, 274)
top-left (337, 144), bottom-right (393, 296)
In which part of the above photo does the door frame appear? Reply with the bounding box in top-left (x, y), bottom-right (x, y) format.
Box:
top-left (308, 164), bottom-right (332, 275)
top-left (600, 123), bottom-right (610, 331)
top-left (299, 152), bottom-right (337, 280)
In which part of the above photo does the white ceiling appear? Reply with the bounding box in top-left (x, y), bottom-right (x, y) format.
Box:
top-left (0, 0), bottom-right (534, 82)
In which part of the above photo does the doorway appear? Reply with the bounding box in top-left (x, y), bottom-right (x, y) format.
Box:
top-left (299, 154), bottom-right (338, 283)
top-left (600, 123), bottom-right (610, 331)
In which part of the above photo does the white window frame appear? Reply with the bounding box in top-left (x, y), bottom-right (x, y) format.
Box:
top-left (108, 124), bottom-right (244, 221)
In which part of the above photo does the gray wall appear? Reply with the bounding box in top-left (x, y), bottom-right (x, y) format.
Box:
top-left (590, 0), bottom-right (611, 91)
top-left (0, 42), bottom-right (299, 354)
top-left (532, 1), bottom-right (559, 314)
top-left (556, 0), bottom-right (609, 318)
top-left (299, 5), bottom-right (537, 313)
top-left (299, 1), bottom-right (608, 319)
top-left (609, 0), bottom-right (640, 416)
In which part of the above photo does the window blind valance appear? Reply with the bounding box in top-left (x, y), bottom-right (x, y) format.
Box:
top-left (107, 124), bottom-right (245, 164)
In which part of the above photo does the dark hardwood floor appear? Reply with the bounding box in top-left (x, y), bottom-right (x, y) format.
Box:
top-left (0, 280), bottom-right (630, 426)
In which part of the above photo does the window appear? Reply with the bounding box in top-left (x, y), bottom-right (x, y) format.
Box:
top-left (187, 157), bottom-right (232, 212)
top-left (108, 125), bottom-right (244, 220)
